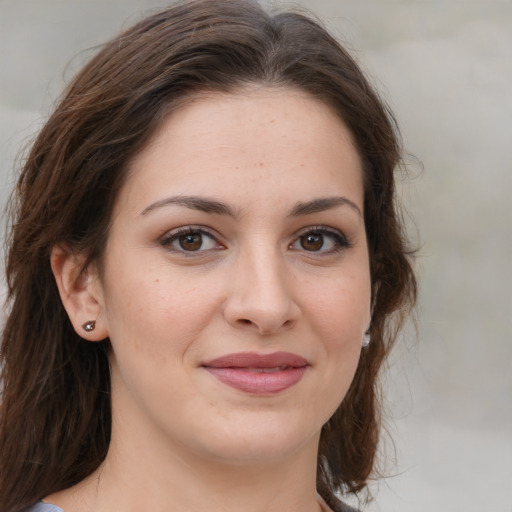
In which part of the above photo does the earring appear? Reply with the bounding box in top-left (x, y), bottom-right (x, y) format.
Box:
top-left (362, 331), bottom-right (370, 348)
top-left (82, 320), bottom-right (96, 332)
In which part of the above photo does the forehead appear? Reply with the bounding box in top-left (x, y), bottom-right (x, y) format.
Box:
top-left (120, 87), bottom-right (364, 214)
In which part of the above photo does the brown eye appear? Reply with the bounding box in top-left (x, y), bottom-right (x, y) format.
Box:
top-left (178, 233), bottom-right (203, 251)
top-left (290, 227), bottom-right (349, 254)
top-left (300, 233), bottom-right (324, 251)
top-left (161, 227), bottom-right (220, 253)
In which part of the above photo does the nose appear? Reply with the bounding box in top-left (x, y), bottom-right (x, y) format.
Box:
top-left (223, 245), bottom-right (301, 335)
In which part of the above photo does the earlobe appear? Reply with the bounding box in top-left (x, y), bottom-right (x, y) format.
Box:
top-left (50, 245), bottom-right (108, 341)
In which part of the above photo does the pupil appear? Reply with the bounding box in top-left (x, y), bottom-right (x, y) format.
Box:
top-left (179, 233), bottom-right (202, 251)
top-left (301, 233), bottom-right (323, 251)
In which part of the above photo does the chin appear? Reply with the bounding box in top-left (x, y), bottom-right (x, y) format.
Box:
top-left (191, 412), bottom-right (322, 465)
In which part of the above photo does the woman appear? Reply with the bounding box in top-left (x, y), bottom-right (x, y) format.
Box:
top-left (0, 1), bottom-right (417, 511)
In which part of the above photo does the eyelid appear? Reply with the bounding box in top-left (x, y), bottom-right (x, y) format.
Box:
top-left (159, 225), bottom-right (225, 254)
top-left (157, 224), bottom-right (350, 256)
top-left (290, 225), bottom-right (351, 253)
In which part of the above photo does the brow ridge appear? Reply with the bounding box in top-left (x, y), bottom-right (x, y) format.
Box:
top-left (140, 195), bottom-right (237, 217)
top-left (140, 194), bottom-right (361, 218)
top-left (289, 196), bottom-right (362, 218)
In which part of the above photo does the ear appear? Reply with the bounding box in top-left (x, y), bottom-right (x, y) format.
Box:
top-left (50, 245), bottom-right (109, 341)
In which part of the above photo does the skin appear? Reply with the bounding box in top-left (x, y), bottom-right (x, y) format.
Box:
top-left (50, 87), bottom-right (371, 512)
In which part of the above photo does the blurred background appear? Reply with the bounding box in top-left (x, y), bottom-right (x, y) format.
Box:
top-left (1, 1), bottom-right (511, 510)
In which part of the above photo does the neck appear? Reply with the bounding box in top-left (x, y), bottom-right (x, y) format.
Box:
top-left (47, 417), bottom-right (325, 512)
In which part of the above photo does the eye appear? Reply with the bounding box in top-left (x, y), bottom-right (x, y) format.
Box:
top-left (290, 227), bottom-right (349, 254)
top-left (160, 227), bottom-right (221, 253)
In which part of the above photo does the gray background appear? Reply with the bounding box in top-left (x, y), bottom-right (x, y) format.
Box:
top-left (1, 0), bottom-right (511, 510)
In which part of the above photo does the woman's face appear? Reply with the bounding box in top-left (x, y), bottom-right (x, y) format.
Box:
top-left (95, 88), bottom-right (371, 464)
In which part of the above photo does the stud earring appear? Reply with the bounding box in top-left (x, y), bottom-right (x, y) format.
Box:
top-left (362, 331), bottom-right (370, 348)
top-left (82, 320), bottom-right (96, 332)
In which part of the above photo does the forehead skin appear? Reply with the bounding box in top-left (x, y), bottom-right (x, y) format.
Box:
top-left (120, 87), bottom-right (364, 223)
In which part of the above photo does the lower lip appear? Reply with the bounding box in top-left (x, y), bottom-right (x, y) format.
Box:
top-left (204, 367), bottom-right (308, 394)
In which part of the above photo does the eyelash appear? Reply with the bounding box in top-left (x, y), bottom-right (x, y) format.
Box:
top-left (159, 226), bottom-right (223, 254)
top-left (290, 225), bottom-right (351, 254)
top-left (159, 225), bottom-right (351, 256)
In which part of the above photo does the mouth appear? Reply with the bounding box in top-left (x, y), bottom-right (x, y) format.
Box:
top-left (201, 352), bottom-right (309, 394)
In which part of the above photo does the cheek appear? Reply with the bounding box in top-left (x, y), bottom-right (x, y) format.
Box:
top-left (102, 261), bottom-right (221, 361)
top-left (305, 271), bottom-right (371, 337)
top-left (302, 268), bottom-right (370, 396)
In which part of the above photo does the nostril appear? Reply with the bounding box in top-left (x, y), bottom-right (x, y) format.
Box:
top-left (239, 319), bottom-right (252, 325)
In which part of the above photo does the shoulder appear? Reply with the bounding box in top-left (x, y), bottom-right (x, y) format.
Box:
top-left (25, 502), bottom-right (65, 512)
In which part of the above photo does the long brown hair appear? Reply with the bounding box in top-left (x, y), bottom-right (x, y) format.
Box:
top-left (0, 1), bottom-right (417, 510)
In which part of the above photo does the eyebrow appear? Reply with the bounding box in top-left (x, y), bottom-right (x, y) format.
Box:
top-left (140, 195), bottom-right (238, 217)
top-left (288, 196), bottom-right (362, 218)
top-left (140, 194), bottom-right (361, 218)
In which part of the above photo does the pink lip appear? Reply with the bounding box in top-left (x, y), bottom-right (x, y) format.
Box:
top-left (202, 352), bottom-right (309, 394)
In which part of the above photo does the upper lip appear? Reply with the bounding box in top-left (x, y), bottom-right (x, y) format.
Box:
top-left (202, 352), bottom-right (309, 369)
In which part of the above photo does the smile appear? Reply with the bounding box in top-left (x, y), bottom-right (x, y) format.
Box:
top-left (202, 352), bottom-right (309, 394)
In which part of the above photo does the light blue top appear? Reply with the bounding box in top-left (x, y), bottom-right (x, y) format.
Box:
top-left (28, 503), bottom-right (64, 512)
